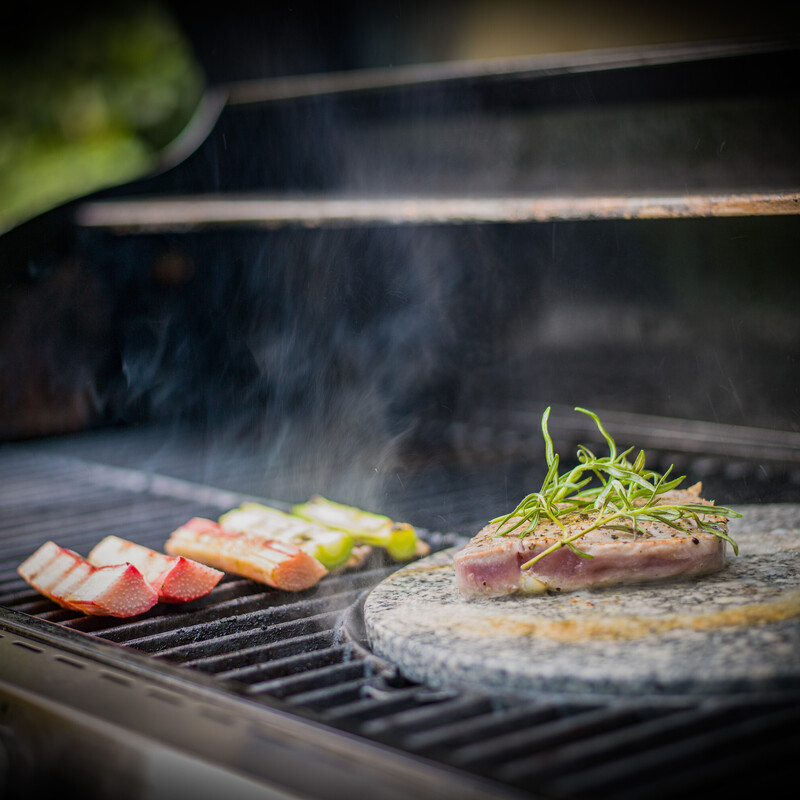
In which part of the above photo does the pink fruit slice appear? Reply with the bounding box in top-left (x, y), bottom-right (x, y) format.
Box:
top-left (88, 535), bottom-right (223, 603)
top-left (18, 541), bottom-right (158, 617)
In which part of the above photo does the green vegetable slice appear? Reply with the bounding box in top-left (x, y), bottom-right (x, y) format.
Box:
top-left (291, 495), bottom-right (425, 562)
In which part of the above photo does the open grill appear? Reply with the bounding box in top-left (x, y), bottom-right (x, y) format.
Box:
top-left (3, 30), bottom-right (800, 800)
top-left (2, 421), bottom-right (800, 800)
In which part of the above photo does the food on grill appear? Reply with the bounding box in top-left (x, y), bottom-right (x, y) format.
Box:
top-left (454, 407), bottom-right (741, 598)
top-left (455, 485), bottom-right (730, 597)
top-left (16, 501), bottom-right (426, 607)
top-left (165, 517), bottom-right (328, 591)
top-left (291, 495), bottom-right (430, 561)
top-left (219, 503), bottom-right (354, 570)
top-left (87, 535), bottom-right (224, 602)
top-left (365, 522), bottom-right (799, 698)
top-left (17, 541), bottom-right (158, 616)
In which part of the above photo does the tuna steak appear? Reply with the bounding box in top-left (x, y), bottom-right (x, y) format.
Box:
top-left (454, 485), bottom-right (729, 597)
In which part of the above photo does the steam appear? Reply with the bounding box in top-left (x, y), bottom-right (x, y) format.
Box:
top-left (91, 221), bottom-right (521, 508)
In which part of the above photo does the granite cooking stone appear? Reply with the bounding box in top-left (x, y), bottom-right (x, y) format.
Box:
top-left (364, 504), bottom-right (800, 699)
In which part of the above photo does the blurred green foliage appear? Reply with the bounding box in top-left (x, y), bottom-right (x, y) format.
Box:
top-left (0, 3), bottom-right (204, 232)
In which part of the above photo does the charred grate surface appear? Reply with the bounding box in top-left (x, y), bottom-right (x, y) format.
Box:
top-left (1, 424), bottom-right (800, 799)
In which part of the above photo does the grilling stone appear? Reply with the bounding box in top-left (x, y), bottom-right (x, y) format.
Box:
top-left (364, 504), bottom-right (800, 699)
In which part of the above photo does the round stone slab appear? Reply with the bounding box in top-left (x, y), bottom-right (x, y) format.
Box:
top-left (364, 505), bottom-right (800, 698)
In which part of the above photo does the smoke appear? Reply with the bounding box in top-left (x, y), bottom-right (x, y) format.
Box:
top-left (77, 220), bottom-right (530, 505)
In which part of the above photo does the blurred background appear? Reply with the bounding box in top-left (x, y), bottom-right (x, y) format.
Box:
top-left (1, 0), bottom-right (788, 232)
top-left (0, 0), bottom-right (797, 506)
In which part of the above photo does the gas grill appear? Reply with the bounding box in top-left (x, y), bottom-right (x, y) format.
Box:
top-left (2, 421), bottom-right (799, 800)
top-left (2, 17), bottom-right (800, 800)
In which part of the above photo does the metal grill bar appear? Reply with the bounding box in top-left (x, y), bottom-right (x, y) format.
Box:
top-left (107, 590), bottom-right (361, 650)
top-left (216, 641), bottom-right (350, 684)
top-left (75, 191), bottom-right (800, 232)
top-left (223, 38), bottom-right (795, 106)
top-left (359, 694), bottom-right (497, 736)
top-left (173, 620), bottom-right (340, 669)
top-left (398, 703), bottom-right (572, 752)
top-left (247, 659), bottom-right (369, 699)
top-left (449, 706), bottom-right (661, 770)
top-left (497, 703), bottom-right (739, 783)
top-left (284, 677), bottom-right (372, 710)
top-left (324, 686), bottom-right (456, 726)
top-left (551, 701), bottom-right (800, 799)
top-left (454, 404), bottom-right (800, 465)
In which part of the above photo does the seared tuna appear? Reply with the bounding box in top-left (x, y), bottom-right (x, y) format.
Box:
top-left (454, 485), bottom-right (729, 597)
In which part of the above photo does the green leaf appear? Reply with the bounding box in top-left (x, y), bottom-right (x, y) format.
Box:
top-left (566, 541), bottom-right (594, 559)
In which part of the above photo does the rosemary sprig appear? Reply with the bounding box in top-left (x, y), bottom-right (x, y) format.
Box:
top-left (492, 407), bottom-right (742, 570)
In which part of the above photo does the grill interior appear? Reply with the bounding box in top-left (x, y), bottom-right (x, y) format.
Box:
top-left (2, 420), bottom-right (799, 799)
top-left (3, 26), bottom-right (800, 800)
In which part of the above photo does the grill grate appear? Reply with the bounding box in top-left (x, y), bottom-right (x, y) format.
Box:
top-left (1, 423), bottom-right (799, 799)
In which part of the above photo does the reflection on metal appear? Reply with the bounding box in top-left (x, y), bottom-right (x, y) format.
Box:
top-left (476, 403), bottom-right (800, 465)
top-left (152, 90), bottom-right (229, 174)
top-left (76, 191), bottom-right (800, 231)
top-left (223, 38), bottom-right (797, 105)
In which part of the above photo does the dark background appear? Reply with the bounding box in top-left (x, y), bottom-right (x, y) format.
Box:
top-left (1, 1), bottom-right (798, 454)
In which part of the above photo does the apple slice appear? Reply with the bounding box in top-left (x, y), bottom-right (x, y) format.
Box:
top-left (165, 518), bottom-right (328, 591)
top-left (88, 535), bottom-right (223, 603)
top-left (18, 541), bottom-right (158, 617)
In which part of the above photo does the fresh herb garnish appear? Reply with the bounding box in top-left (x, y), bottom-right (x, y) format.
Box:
top-left (492, 407), bottom-right (742, 570)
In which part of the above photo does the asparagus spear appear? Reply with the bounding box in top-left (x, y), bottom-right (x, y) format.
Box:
top-left (219, 503), bottom-right (354, 571)
top-left (291, 495), bottom-right (429, 561)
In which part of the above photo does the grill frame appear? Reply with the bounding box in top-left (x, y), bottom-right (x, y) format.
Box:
top-left (1, 607), bottom-right (532, 800)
